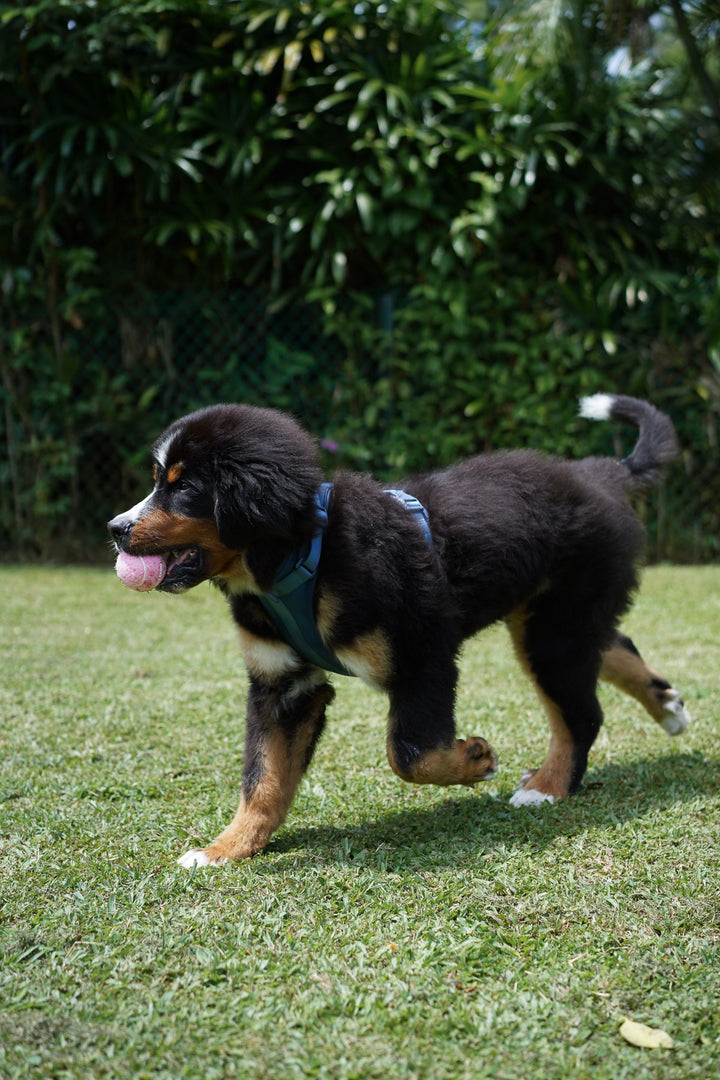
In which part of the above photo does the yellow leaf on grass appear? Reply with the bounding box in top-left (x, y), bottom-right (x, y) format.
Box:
top-left (619, 1019), bottom-right (674, 1049)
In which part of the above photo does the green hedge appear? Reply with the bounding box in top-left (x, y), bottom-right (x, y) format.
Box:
top-left (1, 1), bottom-right (718, 560)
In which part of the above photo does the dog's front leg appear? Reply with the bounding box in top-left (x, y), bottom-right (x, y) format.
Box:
top-left (386, 662), bottom-right (497, 788)
top-left (178, 676), bottom-right (334, 868)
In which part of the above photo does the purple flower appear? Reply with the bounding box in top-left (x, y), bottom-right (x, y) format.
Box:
top-left (321, 438), bottom-right (339, 454)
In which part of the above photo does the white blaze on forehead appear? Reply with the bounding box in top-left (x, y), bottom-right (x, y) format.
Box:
top-left (154, 431), bottom-right (177, 469)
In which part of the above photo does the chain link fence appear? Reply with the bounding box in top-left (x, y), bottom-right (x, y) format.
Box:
top-left (1, 288), bottom-right (718, 562)
top-left (78, 290), bottom-right (364, 556)
top-left (2, 289), bottom-right (373, 560)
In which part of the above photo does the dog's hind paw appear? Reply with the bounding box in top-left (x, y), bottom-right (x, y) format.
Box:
top-left (509, 770), bottom-right (556, 808)
top-left (509, 786), bottom-right (556, 808)
top-left (660, 690), bottom-right (691, 736)
top-left (177, 848), bottom-right (226, 870)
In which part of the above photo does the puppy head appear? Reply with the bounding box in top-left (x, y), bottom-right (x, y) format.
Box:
top-left (108, 404), bottom-right (323, 592)
top-left (201, 405), bottom-right (322, 548)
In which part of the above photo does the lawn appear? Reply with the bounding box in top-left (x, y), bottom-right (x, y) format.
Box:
top-left (1, 565), bottom-right (719, 1079)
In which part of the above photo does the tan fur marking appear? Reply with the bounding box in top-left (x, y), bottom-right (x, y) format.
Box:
top-left (198, 687), bottom-right (333, 863)
top-left (315, 590), bottom-right (391, 686)
top-left (599, 643), bottom-right (669, 723)
top-left (126, 510), bottom-right (256, 587)
top-left (315, 586), bottom-right (343, 643)
top-left (387, 737), bottom-right (497, 787)
top-left (506, 606), bottom-right (575, 801)
top-left (506, 607), bottom-right (532, 677)
top-left (203, 730), bottom-right (291, 861)
top-left (518, 693), bottom-right (576, 801)
top-left (167, 462), bottom-right (184, 485)
top-left (336, 628), bottom-right (392, 687)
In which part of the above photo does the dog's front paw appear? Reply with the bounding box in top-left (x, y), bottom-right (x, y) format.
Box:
top-left (177, 847), bottom-right (227, 870)
top-left (659, 690), bottom-right (691, 736)
top-left (461, 736), bottom-right (498, 784)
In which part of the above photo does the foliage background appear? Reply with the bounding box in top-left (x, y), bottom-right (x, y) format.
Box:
top-left (1, 0), bottom-right (718, 560)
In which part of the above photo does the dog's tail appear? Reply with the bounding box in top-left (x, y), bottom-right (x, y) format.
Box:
top-left (579, 393), bottom-right (678, 490)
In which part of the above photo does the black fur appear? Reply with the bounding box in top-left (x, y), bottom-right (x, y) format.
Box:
top-left (109, 393), bottom-right (685, 864)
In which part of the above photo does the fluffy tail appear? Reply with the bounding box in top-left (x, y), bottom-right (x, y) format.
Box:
top-left (579, 393), bottom-right (678, 490)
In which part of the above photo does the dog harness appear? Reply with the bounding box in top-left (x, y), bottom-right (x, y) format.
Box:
top-left (257, 482), bottom-right (433, 675)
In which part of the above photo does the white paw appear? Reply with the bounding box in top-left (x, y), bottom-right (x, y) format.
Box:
top-left (660, 690), bottom-right (691, 736)
top-left (509, 786), bottom-right (556, 808)
top-left (177, 848), bottom-right (224, 870)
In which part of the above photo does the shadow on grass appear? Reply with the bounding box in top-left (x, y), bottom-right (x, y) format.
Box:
top-left (262, 751), bottom-right (718, 872)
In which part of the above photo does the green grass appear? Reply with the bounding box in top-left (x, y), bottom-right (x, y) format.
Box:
top-left (1, 565), bottom-right (719, 1079)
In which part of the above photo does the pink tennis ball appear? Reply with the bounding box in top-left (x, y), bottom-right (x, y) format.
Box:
top-left (115, 551), bottom-right (166, 591)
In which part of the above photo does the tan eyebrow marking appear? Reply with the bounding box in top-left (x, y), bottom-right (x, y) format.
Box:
top-left (167, 462), bottom-right (184, 485)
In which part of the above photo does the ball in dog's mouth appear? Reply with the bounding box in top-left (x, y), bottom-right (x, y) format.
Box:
top-left (115, 551), bottom-right (167, 591)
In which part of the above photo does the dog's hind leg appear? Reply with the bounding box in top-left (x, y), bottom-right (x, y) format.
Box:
top-left (386, 653), bottom-right (497, 788)
top-left (506, 606), bottom-right (604, 806)
top-left (599, 632), bottom-right (690, 734)
top-left (178, 676), bottom-right (334, 867)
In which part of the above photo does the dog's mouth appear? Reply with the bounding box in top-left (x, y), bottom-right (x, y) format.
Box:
top-left (157, 546), bottom-right (205, 592)
top-left (112, 540), bottom-right (208, 593)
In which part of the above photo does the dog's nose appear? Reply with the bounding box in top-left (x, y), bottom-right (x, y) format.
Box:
top-left (108, 513), bottom-right (131, 545)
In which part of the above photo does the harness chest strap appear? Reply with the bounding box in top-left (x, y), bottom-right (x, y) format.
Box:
top-left (257, 483), bottom-right (433, 675)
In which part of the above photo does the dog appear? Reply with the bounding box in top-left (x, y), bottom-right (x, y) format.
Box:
top-left (108, 393), bottom-right (690, 867)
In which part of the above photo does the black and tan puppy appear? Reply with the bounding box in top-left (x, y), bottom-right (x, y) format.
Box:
top-left (108, 393), bottom-right (689, 867)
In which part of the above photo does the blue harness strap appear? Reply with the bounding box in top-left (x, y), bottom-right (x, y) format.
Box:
top-left (257, 482), bottom-right (433, 676)
top-left (383, 489), bottom-right (433, 548)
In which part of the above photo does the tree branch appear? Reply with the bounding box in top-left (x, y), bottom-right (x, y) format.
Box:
top-left (669, 0), bottom-right (720, 128)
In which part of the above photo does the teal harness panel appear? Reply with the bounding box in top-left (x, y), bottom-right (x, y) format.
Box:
top-left (257, 483), bottom-right (349, 674)
top-left (257, 483), bottom-right (433, 675)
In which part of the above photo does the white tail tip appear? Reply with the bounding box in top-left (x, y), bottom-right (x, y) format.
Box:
top-left (579, 393), bottom-right (614, 421)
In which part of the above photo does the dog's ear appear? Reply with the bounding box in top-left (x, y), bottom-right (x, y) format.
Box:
top-left (213, 458), bottom-right (318, 549)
